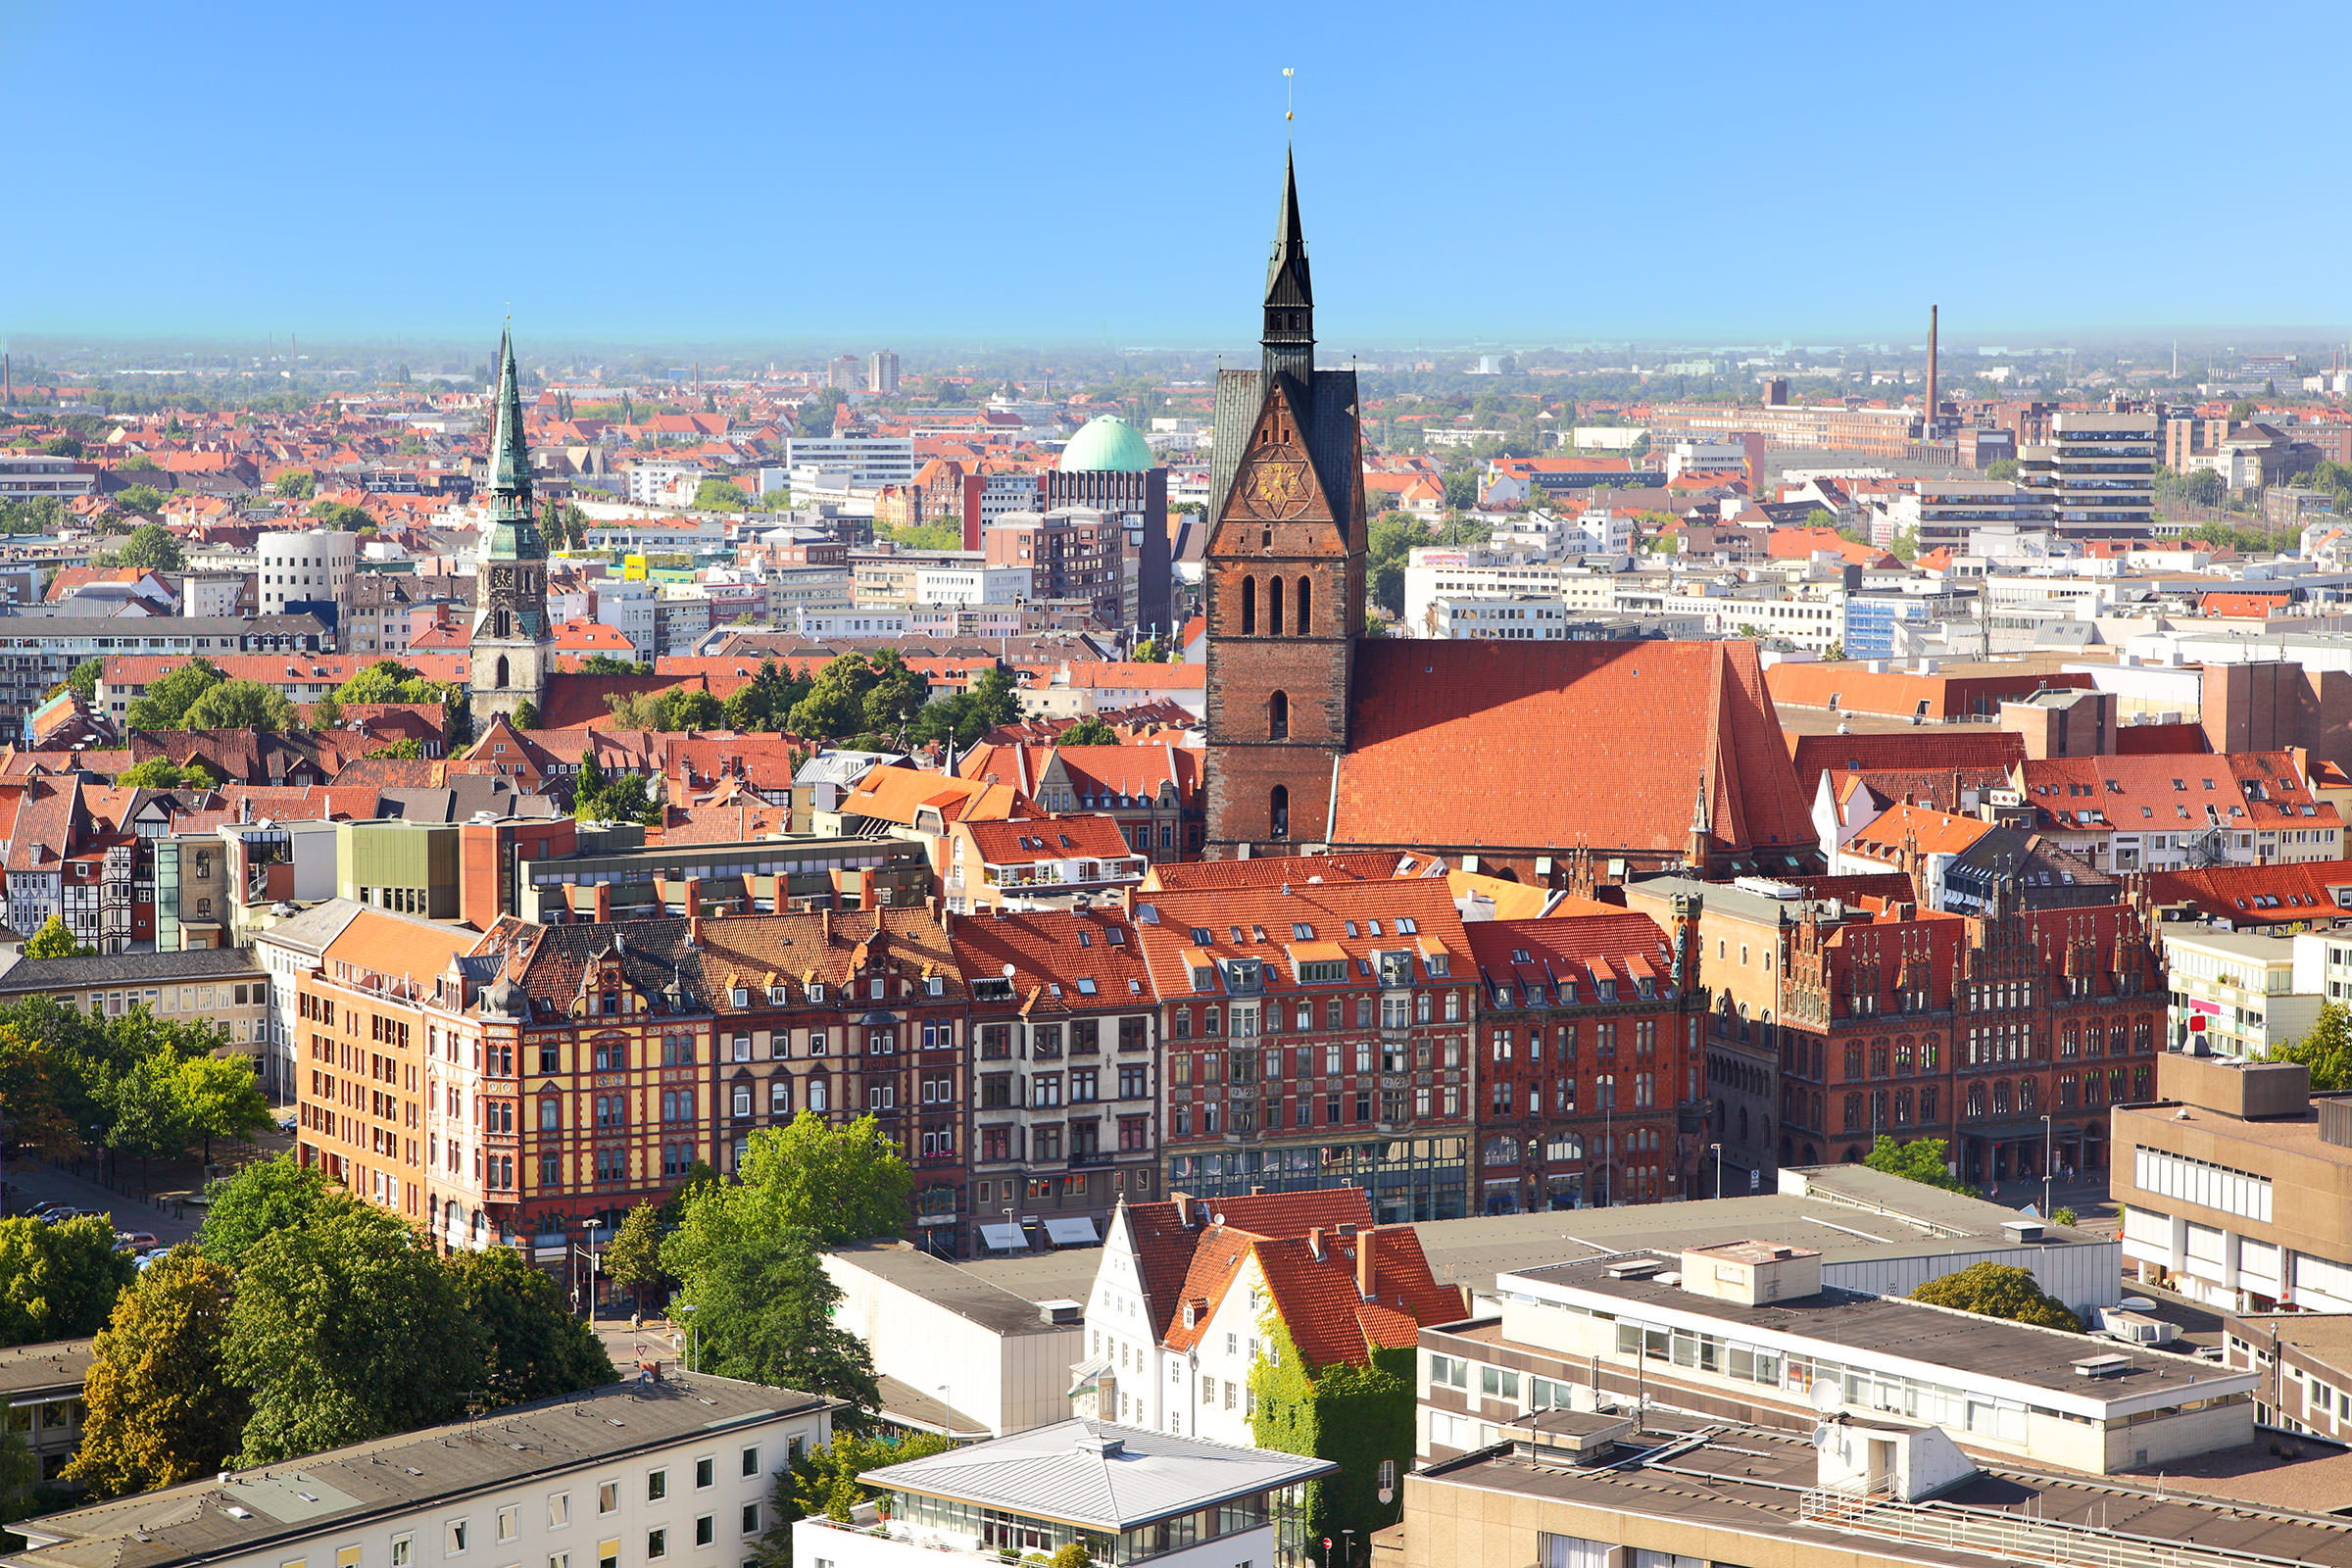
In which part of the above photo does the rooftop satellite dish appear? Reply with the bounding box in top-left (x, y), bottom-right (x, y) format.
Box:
top-left (1811, 1375), bottom-right (1844, 1416)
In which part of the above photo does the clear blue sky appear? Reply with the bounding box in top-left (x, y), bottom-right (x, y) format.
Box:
top-left (7, 0), bottom-right (2346, 351)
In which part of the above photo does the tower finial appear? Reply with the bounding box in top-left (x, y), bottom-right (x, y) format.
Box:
top-left (1284, 66), bottom-right (1295, 122)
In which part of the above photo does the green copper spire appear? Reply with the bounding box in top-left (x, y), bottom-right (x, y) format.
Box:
top-left (483, 324), bottom-right (546, 562)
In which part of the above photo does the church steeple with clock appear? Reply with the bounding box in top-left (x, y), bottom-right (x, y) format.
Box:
top-left (1201, 148), bottom-right (1366, 858)
top-left (471, 326), bottom-right (553, 725)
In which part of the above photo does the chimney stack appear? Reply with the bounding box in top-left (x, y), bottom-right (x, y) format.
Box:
top-left (593, 881), bottom-right (612, 923)
top-left (1926, 304), bottom-right (1939, 429)
top-left (1307, 1227), bottom-right (1324, 1261)
top-left (1356, 1230), bottom-right (1378, 1300)
top-left (1173, 1193), bottom-right (1195, 1228)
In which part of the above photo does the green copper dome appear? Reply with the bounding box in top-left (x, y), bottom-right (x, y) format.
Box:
top-left (1058, 415), bottom-right (1155, 472)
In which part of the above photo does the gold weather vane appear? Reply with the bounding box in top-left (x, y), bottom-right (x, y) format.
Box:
top-left (1284, 67), bottom-right (1294, 122)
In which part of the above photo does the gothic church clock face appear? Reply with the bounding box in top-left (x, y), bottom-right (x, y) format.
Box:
top-left (1242, 450), bottom-right (1311, 520)
top-left (491, 565), bottom-right (516, 592)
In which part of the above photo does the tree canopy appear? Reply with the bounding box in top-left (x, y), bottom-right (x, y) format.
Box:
top-left (66, 1248), bottom-right (246, 1497)
top-left (199, 1155), bottom-right (337, 1269)
top-left (447, 1247), bottom-right (615, 1407)
top-left (115, 523), bottom-right (184, 573)
top-left (222, 1198), bottom-right (483, 1463)
top-left (1910, 1261), bottom-right (2082, 1332)
top-left (0, 1215), bottom-right (136, 1346)
top-left (181, 680), bottom-right (297, 731)
top-left (122, 659), bottom-right (223, 729)
top-left (2272, 1001), bottom-right (2352, 1091)
top-left (1862, 1135), bottom-right (1969, 1193)
top-left (115, 758), bottom-right (220, 790)
top-left (24, 914), bottom-right (89, 959)
top-left (1057, 716), bottom-right (1120, 746)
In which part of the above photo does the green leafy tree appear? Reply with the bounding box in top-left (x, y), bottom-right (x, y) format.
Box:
top-left (2272, 1000), bottom-right (2352, 1091)
top-left (693, 479), bottom-right (751, 511)
top-left (115, 483), bottom-right (167, 515)
top-left (574, 653), bottom-right (645, 675)
top-left (752, 1430), bottom-right (953, 1567)
top-left (363, 739), bottom-right (425, 760)
top-left (1058, 716), bottom-right (1120, 746)
top-left (1910, 1261), bottom-right (2082, 1332)
top-left (0, 1026), bottom-right (76, 1157)
top-left (24, 914), bottom-right (90, 959)
top-left (56, 658), bottom-right (103, 705)
top-left (273, 470), bottom-right (317, 499)
top-left (40, 435), bottom-right (81, 459)
top-left (789, 655), bottom-right (881, 739)
top-left (309, 500), bottom-right (372, 531)
top-left (664, 1225), bottom-right (879, 1417)
top-left (107, 1048), bottom-right (193, 1176)
top-left (182, 679), bottom-right (296, 730)
top-left (513, 699), bottom-right (542, 730)
top-left (173, 1053), bottom-right (270, 1163)
top-left (2051, 1205), bottom-right (2079, 1228)
top-left (962, 664), bottom-right (1021, 732)
top-left (860, 651), bottom-right (928, 734)
top-left (1862, 1134), bottom-right (1969, 1193)
top-left (660, 688), bottom-right (720, 731)
top-left (116, 758), bottom-right (220, 790)
top-left (605, 1200), bottom-right (672, 1313)
top-left (65, 1249), bottom-right (246, 1497)
top-left (0, 1215), bottom-right (136, 1346)
top-left (695, 1112), bottom-right (911, 1246)
top-left (446, 1247), bottom-right (615, 1408)
top-left (117, 522), bottom-right (185, 572)
top-left (122, 659), bottom-right (223, 729)
top-left (331, 660), bottom-right (448, 708)
top-left (1985, 458), bottom-right (2021, 482)
top-left (198, 1155), bottom-right (334, 1269)
top-left (222, 1198), bottom-right (480, 1464)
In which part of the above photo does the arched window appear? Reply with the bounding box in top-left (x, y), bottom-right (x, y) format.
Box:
top-left (1296, 575), bottom-right (1312, 634)
top-left (1270, 784), bottom-right (1290, 840)
top-left (494, 655), bottom-right (510, 690)
top-left (1241, 576), bottom-right (1256, 635)
top-left (1268, 690), bottom-right (1289, 741)
top-left (1267, 576), bottom-right (1285, 634)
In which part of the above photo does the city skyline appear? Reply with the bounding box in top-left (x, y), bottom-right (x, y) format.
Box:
top-left (10, 1), bottom-right (2352, 345)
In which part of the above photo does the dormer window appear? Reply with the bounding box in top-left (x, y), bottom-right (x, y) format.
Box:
top-left (808, 983), bottom-right (826, 1004)
top-left (769, 986), bottom-right (788, 1004)
top-left (731, 987), bottom-right (749, 1007)
top-left (927, 975), bottom-right (944, 997)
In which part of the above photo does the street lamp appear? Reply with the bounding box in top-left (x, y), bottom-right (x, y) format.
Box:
top-left (573, 1217), bottom-right (604, 1323)
top-left (938, 1383), bottom-right (954, 1443)
top-left (1710, 1141), bottom-right (1724, 1200)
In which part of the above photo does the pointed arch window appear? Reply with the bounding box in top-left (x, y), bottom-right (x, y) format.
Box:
top-left (1296, 575), bottom-right (1312, 635)
top-left (1269, 691), bottom-right (1289, 741)
top-left (1267, 576), bottom-right (1285, 634)
top-left (1270, 785), bottom-right (1291, 840)
top-left (1241, 575), bottom-right (1257, 636)
top-left (494, 655), bottom-right (511, 690)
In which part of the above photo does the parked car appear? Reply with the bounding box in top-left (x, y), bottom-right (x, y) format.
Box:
top-left (113, 1232), bottom-right (158, 1253)
top-left (274, 1114), bottom-right (297, 1134)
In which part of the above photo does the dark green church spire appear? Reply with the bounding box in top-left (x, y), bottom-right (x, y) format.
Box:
top-left (483, 325), bottom-right (545, 561)
top-left (1261, 146), bottom-right (1314, 391)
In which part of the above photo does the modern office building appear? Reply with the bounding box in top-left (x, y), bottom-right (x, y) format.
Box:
top-left (792, 1419), bottom-right (1333, 1568)
top-left (2114, 1051), bottom-right (2352, 1314)
top-left (785, 437), bottom-right (918, 486)
top-left (2162, 924), bottom-right (2320, 1058)
top-left (2019, 411), bottom-right (2157, 537)
top-left (1422, 1239), bottom-right (2255, 1476)
top-left (259, 527), bottom-right (357, 619)
top-left (868, 350), bottom-right (901, 394)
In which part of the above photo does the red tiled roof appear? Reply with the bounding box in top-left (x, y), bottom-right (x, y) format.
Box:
top-left (2141, 862), bottom-right (2352, 924)
top-left (961, 813), bottom-right (1134, 865)
top-left (1788, 729), bottom-right (2026, 804)
top-left (2016, 751), bottom-right (2338, 834)
top-left (1334, 641), bottom-right (1815, 861)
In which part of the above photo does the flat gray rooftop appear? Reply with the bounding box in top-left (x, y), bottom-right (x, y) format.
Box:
top-left (955, 1248), bottom-right (1104, 1304)
top-left (1510, 1252), bottom-right (2221, 1404)
top-left (828, 1244), bottom-right (1075, 1336)
top-left (5, 1373), bottom-right (831, 1568)
top-left (1414, 1164), bottom-right (2098, 1289)
top-left (0, 1340), bottom-right (90, 1401)
top-left (1426, 1421), bottom-right (2352, 1568)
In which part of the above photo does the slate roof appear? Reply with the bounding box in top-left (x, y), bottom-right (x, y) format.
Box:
top-left (0, 945), bottom-right (261, 995)
top-left (1333, 640), bottom-right (1816, 863)
top-left (858, 1418), bottom-right (1332, 1531)
top-left (1206, 367), bottom-right (1361, 532)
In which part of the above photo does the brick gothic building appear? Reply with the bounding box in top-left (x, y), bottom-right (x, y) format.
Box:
top-left (1461, 908), bottom-right (1707, 1212)
top-left (1201, 148), bottom-right (1367, 855)
top-left (1775, 888), bottom-right (2162, 1187)
top-left (1200, 154), bottom-right (1818, 877)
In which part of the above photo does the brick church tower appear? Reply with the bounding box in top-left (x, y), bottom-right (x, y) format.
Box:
top-left (1202, 150), bottom-right (1367, 858)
